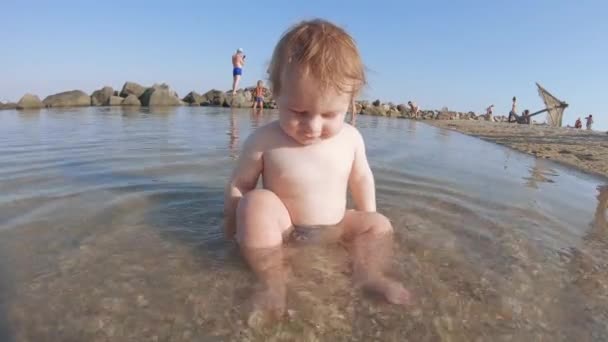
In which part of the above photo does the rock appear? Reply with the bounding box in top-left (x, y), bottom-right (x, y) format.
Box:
top-left (107, 96), bottom-right (124, 106)
top-left (363, 105), bottom-right (387, 116)
top-left (223, 90), bottom-right (252, 108)
top-left (139, 84), bottom-right (181, 106)
top-left (91, 86), bottom-right (114, 106)
top-left (43, 90), bottom-right (90, 107)
top-left (17, 93), bottom-right (43, 109)
top-left (354, 103), bottom-right (362, 114)
top-left (113, 90), bottom-right (119, 97)
top-left (387, 109), bottom-right (400, 117)
top-left (120, 81), bottom-right (146, 98)
top-left (397, 104), bottom-right (407, 112)
top-left (182, 91), bottom-right (204, 105)
top-left (201, 89), bottom-right (225, 106)
top-left (0, 102), bottom-right (18, 110)
top-left (265, 100), bottom-right (278, 109)
top-left (121, 94), bottom-right (141, 106)
top-left (357, 101), bottom-right (370, 111)
top-left (372, 99), bottom-right (381, 107)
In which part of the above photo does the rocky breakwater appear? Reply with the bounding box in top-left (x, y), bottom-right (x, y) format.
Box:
top-left (3, 83), bottom-right (511, 123)
top-left (357, 100), bottom-right (510, 123)
top-left (1, 81), bottom-right (279, 111)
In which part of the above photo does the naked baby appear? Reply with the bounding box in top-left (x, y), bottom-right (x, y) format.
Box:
top-left (223, 18), bottom-right (410, 321)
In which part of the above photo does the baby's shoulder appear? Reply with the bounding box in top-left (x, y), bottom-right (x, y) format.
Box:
top-left (338, 124), bottom-right (365, 146)
top-left (243, 120), bottom-right (283, 151)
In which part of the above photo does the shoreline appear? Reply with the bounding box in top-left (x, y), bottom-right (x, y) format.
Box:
top-left (424, 120), bottom-right (608, 179)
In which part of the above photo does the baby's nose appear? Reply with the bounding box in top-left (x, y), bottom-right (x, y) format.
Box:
top-left (306, 117), bottom-right (323, 134)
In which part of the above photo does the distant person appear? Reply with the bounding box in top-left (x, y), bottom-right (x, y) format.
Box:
top-left (232, 48), bottom-right (246, 95)
top-left (408, 101), bottom-right (419, 119)
top-left (486, 104), bottom-right (494, 121)
top-left (585, 115), bottom-right (594, 130)
top-left (508, 96), bottom-right (517, 122)
top-left (575, 117), bottom-right (582, 129)
top-left (522, 109), bottom-right (531, 125)
top-left (252, 80), bottom-right (265, 111)
top-left (486, 104), bottom-right (494, 116)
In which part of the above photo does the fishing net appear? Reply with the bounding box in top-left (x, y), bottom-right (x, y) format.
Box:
top-left (536, 83), bottom-right (566, 127)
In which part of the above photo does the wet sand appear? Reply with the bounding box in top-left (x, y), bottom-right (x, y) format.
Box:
top-left (426, 120), bottom-right (608, 178)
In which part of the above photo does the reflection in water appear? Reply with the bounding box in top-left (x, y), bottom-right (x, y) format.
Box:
top-left (149, 106), bottom-right (178, 116)
top-left (17, 109), bottom-right (42, 119)
top-left (250, 109), bottom-right (262, 129)
top-left (0, 107), bottom-right (607, 341)
top-left (591, 185), bottom-right (608, 238)
top-left (524, 159), bottom-right (558, 189)
top-left (407, 119), bottom-right (416, 136)
top-left (229, 108), bottom-right (239, 159)
top-left (436, 127), bottom-right (450, 143)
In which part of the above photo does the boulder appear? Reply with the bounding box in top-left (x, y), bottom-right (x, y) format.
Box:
top-left (223, 90), bottom-right (253, 108)
top-left (202, 89), bottom-right (225, 106)
top-left (43, 90), bottom-right (90, 107)
top-left (107, 96), bottom-right (124, 106)
top-left (358, 100), bottom-right (370, 110)
top-left (182, 91), bottom-right (205, 105)
top-left (91, 86), bottom-right (114, 106)
top-left (0, 102), bottom-right (18, 110)
top-left (397, 104), bottom-right (407, 113)
top-left (17, 93), bottom-right (43, 109)
top-left (139, 84), bottom-right (181, 106)
top-left (120, 81), bottom-right (146, 98)
top-left (387, 109), bottom-right (400, 117)
top-left (121, 94), bottom-right (141, 106)
top-left (362, 105), bottom-right (387, 116)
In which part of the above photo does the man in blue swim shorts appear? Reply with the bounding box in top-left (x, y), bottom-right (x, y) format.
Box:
top-left (232, 48), bottom-right (246, 95)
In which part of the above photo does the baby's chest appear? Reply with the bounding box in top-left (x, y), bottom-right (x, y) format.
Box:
top-left (263, 148), bottom-right (352, 184)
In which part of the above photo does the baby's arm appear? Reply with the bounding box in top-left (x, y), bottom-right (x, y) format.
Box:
top-left (223, 132), bottom-right (264, 239)
top-left (348, 129), bottom-right (376, 212)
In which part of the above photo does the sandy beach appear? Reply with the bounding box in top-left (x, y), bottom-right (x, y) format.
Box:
top-left (426, 120), bottom-right (608, 178)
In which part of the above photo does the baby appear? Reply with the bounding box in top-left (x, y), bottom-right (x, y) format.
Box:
top-left (223, 19), bottom-right (410, 320)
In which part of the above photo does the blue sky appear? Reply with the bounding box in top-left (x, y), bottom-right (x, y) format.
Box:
top-left (2, 0), bottom-right (606, 129)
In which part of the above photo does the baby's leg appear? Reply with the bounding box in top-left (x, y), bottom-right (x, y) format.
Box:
top-left (341, 211), bottom-right (410, 305)
top-left (236, 189), bottom-right (292, 321)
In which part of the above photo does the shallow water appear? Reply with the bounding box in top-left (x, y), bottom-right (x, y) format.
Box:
top-left (0, 106), bottom-right (606, 341)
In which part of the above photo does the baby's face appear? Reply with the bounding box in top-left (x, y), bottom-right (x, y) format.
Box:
top-left (276, 68), bottom-right (350, 145)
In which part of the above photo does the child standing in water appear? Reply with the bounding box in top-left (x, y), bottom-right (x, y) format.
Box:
top-left (223, 19), bottom-right (409, 322)
top-left (252, 80), bottom-right (265, 111)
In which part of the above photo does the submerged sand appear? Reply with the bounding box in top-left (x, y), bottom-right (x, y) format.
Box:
top-left (426, 120), bottom-right (608, 178)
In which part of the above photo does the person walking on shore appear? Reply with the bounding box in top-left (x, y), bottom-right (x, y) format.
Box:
top-left (408, 101), bottom-right (419, 119)
top-left (508, 97), bottom-right (517, 123)
top-left (232, 48), bottom-right (246, 95)
top-left (585, 115), bottom-right (594, 130)
top-left (486, 104), bottom-right (494, 121)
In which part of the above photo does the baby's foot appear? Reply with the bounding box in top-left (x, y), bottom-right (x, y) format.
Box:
top-left (363, 276), bottom-right (411, 305)
top-left (247, 285), bottom-right (286, 328)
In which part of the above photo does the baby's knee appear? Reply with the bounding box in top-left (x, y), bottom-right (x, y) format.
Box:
top-left (236, 189), bottom-right (290, 247)
top-left (238, 189), bottom-right (281, 214)
top-left (370, 212), bottom-right (393, 235)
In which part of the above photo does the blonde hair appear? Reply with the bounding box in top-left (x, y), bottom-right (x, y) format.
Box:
top-left (268, 19), bottom-right (366, 97)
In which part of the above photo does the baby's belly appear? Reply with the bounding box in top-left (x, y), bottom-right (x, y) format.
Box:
top-left (276, 191), bottom-right (346, 226)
